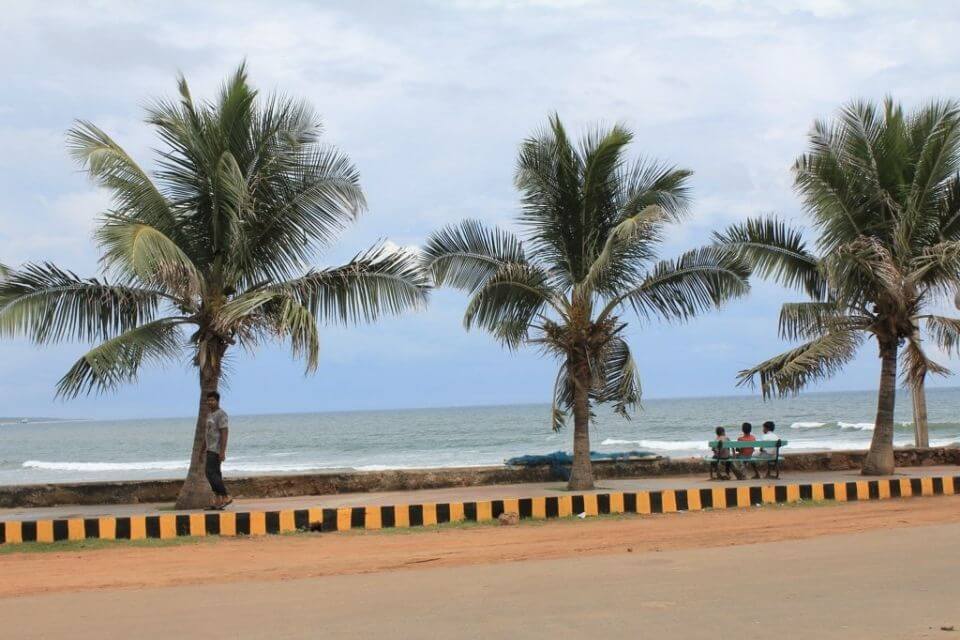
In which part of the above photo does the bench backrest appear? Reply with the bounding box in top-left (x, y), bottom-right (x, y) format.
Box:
top-left (707, 440), bottom-right (787, 449)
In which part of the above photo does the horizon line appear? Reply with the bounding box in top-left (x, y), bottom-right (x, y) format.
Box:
top-left (10, 384), bottom-right (959, 424)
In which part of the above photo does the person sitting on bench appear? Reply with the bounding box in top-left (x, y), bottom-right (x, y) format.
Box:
top-left (760, 421), bottom-right (781, 478)
top-left (710, 426), bottom-right (744, 480)
top-left (737, 422), bottom-right (761, 480)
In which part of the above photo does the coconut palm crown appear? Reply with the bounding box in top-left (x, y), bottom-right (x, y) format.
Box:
top-left (0, 66), bottom-right (429, 508)
top-left (715, 98), bottom-right (960, 475)
top-left (424, 115), bottom-right (750, 490)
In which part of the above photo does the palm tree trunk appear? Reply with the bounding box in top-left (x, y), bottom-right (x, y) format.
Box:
top-left (911, 377), bottom-right (930, 448)
top-left (567, 353), bottom-right (594, 491)
top-left (174, 356), bottom-right (222, 509)
top-left (862, 337), bottom-right (898, 476)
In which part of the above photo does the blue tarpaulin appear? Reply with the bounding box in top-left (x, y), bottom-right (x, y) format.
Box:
top-left (504, 450), bottom-right (657, 467)
top-left (504, 450), bottom-right (658, 480)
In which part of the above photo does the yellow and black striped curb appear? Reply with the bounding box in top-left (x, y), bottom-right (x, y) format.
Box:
top-left (1, 475), bottom-right (957, 545)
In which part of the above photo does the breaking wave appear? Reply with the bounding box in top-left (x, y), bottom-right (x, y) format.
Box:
top-left (23, 459), bottom-right (189, 472)
top-left (838, 422), bottom-right (875, 431)
top-left (600, 438), bottom-right (709, 451)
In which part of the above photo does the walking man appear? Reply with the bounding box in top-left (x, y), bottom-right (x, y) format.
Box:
top-left (203, 391), bottom-right (232, 510)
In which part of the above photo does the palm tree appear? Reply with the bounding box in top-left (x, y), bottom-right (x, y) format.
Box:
top-left (715, 99), bottom-right (960, 475)
top-left (0, 66), bottom-right (429, 508)
top-left (424, 115), bottom-right (750, 490)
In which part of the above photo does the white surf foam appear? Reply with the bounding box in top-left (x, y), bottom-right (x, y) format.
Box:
top-left (20, 458), bottom-right (496, 474)
top-left (838, 422), bottom-right (875, 431)
top-left (353, 462), bottom-right (492, 471)
top-left (785, 440), bottom-right (870, 451)
top-left (23, 459), bottom-right (189, 472)
top-left (600, 438), bottom-right (708, 451)
top-left (789, 421), bottom-right (827, 429)
top-left (22, 459), bottom-right (341, 473)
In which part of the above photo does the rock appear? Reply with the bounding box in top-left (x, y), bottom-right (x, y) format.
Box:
top-left (498, 511), bottom-right (519, 526)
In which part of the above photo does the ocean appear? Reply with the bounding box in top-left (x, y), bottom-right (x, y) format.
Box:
top-left (2, 387), bottom-right (959, 486)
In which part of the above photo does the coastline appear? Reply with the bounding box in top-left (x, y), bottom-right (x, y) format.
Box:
top-left (3, 446), bottom-right (957, 510)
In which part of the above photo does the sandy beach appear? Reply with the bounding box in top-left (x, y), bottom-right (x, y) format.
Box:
top-left (2, 496), bottom-right (958, 638)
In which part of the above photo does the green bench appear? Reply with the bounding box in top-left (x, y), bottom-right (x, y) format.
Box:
top-left (705, 439), bottom-right (788, 480)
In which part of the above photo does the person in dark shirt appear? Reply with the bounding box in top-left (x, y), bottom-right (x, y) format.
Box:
top-left (203, 391), bottom-right (232, 510)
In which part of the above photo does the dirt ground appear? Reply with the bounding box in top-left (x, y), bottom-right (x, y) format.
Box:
top-left (3, 496), bottom-right (959, 599)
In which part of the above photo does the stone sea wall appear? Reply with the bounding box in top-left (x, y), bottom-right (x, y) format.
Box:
top-left (1, 446), bottom-right (957, 509)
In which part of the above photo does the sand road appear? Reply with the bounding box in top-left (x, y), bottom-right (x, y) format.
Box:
top-left (2, 497), bottom-right (959, 638)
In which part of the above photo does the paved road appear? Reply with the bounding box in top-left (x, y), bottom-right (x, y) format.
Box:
top-left (4, 521), bottom-right (958, 639)
top-left (3, 465), bottom-right (956, 521)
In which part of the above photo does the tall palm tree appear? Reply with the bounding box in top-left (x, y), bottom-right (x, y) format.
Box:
top-left (424, 115), bottom-right (750, 490)
top-left (715, 98), bottom-right (960, 475)
top-left (0, 66), bottom-right (429, 508)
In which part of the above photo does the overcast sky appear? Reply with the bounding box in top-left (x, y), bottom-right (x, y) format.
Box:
top-left (2, 0), bottom-right (959, 419)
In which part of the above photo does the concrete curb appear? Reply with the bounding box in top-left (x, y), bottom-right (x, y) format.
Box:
top-left (1, 474), bottom-right (956, 545)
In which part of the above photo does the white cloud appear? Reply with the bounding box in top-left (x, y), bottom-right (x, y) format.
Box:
top-left (3, 1), bottom-right (960, 414)
top-left (0, 189), bottom-right (108, 269)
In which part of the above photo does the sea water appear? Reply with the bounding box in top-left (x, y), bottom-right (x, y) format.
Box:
top-left (2, 387), bottom-right (959, 485)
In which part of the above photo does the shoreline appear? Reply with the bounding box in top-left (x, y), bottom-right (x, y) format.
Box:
top-left (9, 440), bottom-right (959, 487)
top-left (2, 446), bottom-right (957, 510)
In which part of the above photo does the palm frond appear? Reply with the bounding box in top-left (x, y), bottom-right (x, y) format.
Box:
top-left (56, 318), bottom-right (186, 398)
top-left (909, 240), bottom-right (960, 296)
top-left (265, 296), bottom-right (320, 372)
top-left (713, 216), bottom-right (825, 300)
top-left (738, 330), bottom-right (862, 399)
top-left (824, 237), bottom-right (903, 305)
top-left (599, 246), bottom-right (750, 323)
top-left (515, 113), bottom-right (585, 280)
top-left (464, 262), bottom-right (560, 349)
top-left (236, 144), bottom-right (366, 283)
top-left (581, 204), bottom-right (664, 294)
top-left (550, 363), bottom-right (573, 432)
top-left (95, 218), bottom-right (201, 299)
top-left (422, 219), bottom-right (527, 294)
top-left (213, 150), bottom-right (247, 251)
top-left (580, 123), bottom-right (632, 233)
top-left (0, 263), bottom-right (168, 344)
top-left (215, 290), bottom-right (319, 373)
top-left (778, 301), bottom-right (869, 341)
top-left (66, 121), bottom-right (184, 244)
top-left (925, 314), bottom-right (960, 356)
top-left (616, 159), bottom-right (692, 224)
top-left (900, 334), bottom-right (950, 389)
top-left (908, 100), bottom-right (960, 221)
top-left (794, 121), bottom-right (867, 249)
top-left (282, 243), bottom-right (429, 326)
top-left (937, 174), bottom-right (960, 240)
top-left (592, 336), bottom-right (641, 418)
